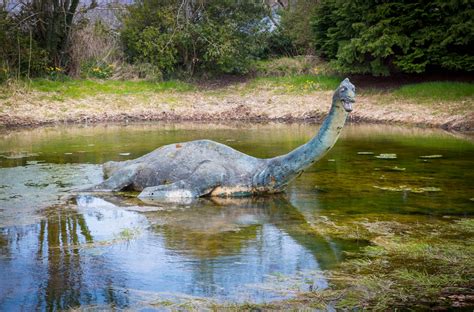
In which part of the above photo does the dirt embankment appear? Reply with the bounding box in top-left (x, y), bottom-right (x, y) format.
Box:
top-left (1, 87), bottom-right (473, 131)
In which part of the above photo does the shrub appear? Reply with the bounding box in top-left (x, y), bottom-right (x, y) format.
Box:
top-left (70, 20), bottom-right (123, 78)
top-left (0, 8), bottom-right (48, 80)
top-left (113, 63), bottom-right (163, 81)
top-left (312, 0), bottom-right (474, 76)
top-left (252, 56), bottom-right (321, 77)
top-left (46, 66), bottom-right (67, 80)
top-left (120, 0), bottom-right (269, 76)
top-left (80, 61), bottom-right (114, 79)
top-left (278, 0), bottom-right (317, 55)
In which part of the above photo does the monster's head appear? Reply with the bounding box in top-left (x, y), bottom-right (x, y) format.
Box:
top-left (334, 78), bottom-right (356, 112)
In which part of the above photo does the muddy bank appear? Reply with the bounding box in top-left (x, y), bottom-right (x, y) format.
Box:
top-left (1, 89), bottom-right (473, 131)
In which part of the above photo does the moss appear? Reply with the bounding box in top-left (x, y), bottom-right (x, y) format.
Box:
top-left (454, 219), bottom-right (474, 233)
top-left (322, 217), bottom-right (474, 309)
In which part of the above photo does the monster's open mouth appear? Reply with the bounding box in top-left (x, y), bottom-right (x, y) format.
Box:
top-left (341, 98), bottom-right (355, 112)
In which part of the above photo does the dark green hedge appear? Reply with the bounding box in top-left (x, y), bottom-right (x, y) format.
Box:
top-left (312, 0), bottom-right (473, 75)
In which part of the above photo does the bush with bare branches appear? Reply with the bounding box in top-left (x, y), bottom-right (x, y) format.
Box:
top-left (69, 20), bottom-right (122, 77)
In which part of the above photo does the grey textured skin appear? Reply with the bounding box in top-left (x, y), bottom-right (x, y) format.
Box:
top-left (91, 78), bottom-right (356, 199)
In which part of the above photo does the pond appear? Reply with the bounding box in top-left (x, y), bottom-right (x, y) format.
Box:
top-left (0, 122), bottom-right (473, 310)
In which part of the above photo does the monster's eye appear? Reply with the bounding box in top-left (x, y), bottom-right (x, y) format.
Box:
top-left (341, 87), bottom-right (347, 92)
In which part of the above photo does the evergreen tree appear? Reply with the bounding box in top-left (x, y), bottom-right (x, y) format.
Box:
top-left (312, 0), bottom-right (474, 75)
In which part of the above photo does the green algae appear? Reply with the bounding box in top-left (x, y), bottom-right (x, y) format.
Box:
top-left (0, 152), bottom-right (39, 159)
top-left (382, 166), bottom-right (406, 171)
top-left (329, 219), bottom-right (474, 310)
top-left (373, 185), bottom-right (441, 193)
top-left (419, 154), bottom-right (443, 159)
top-left (244, 215), bottom-right (474, 310)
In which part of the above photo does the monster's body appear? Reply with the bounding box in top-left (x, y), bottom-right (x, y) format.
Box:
top-left (102, 140), bottom-right (266, 197)
top-left (92, 78), bottom-right (356, 199)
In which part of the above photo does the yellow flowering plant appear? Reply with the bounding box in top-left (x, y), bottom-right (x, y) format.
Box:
top-left (81, 61), bottom-right (113, 79)
top-left (46, 66), bottom-right (65, 80)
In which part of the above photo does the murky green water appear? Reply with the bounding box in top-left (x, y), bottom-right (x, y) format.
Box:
top-left (0, 123), bottom-right (473, 310)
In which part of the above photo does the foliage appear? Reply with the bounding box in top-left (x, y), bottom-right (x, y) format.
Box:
top-left (46, 66), bottom-right (66, 80)
top-left (262, 30), bottom-right (296, 58)
top-left (252, 56), bottom-right (321, 77)
top-left (19, 0), bottom-right (88, 68)
top-left (120, 0), bottom-right (269, 76)
top-left (69, 20), bottom-right (123, 78)
top-left (0, 8), bottom-right (48, 80)
top-left (80, 61), bottom-right (114, 79)
top-left (114, 63), bottom-right (164, 81)
top-left (278, 0), bottom-right (318, 55)
top-left (312, 0), bottom-right (474, 75)
top-left (2, 0), bottom-right (473, 81)
top-left (0, 0), bottom-right (88, 79)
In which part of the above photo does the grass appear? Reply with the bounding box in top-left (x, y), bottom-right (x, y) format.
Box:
top-left (393, 81), bottom-right (474, 102)
top-left (28, 78), bottom-right (195, 98)
top-left (3, 76), bottom-right (472, 102)
top-left (248, 74), bottom-right (342, 93)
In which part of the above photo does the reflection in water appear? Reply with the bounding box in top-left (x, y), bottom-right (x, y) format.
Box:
top-left (0, 194), bottom-right (361, 309)
top-left (0, 122), bottom-right (473, 310)
top-left (0, 204), bottom-right (129, 311)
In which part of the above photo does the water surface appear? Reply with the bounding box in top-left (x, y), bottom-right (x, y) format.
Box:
top-left (0, 122), bottom-right (473, 310)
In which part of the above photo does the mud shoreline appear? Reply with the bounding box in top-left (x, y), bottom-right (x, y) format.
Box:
top-left (1, 89), bottom-right (472, 132)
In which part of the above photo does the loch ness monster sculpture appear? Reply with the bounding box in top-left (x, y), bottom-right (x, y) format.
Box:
top-left (90, 78), bottom-right (356, 198)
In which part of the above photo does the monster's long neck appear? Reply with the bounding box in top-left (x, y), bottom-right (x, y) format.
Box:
top-left (255, 94), bottom-right (348, 190)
